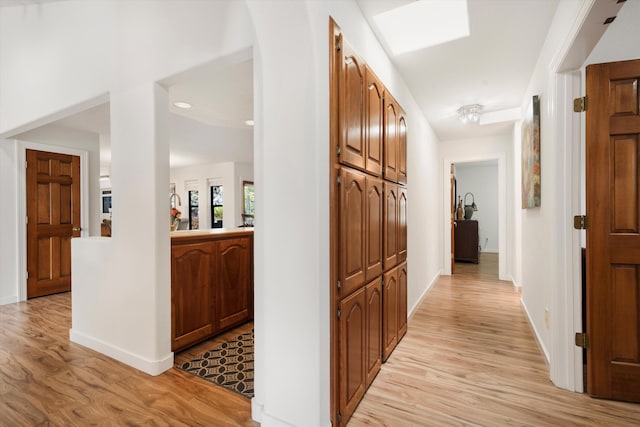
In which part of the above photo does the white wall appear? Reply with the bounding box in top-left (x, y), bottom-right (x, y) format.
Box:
top-left (0, 1), bottom-right (442, 425)
top-left (169, 161), bottom-right (253, 229)
top-left (455, 162), bottom-right (499, 253)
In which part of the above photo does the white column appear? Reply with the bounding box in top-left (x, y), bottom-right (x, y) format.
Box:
top-left (70, 82), bottom-right (172, 375)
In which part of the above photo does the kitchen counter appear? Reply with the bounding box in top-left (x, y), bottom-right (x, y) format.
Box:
top-left (171, 227), bottom-right (253, 242)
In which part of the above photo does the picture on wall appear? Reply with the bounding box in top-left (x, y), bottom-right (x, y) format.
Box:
top-left (522, 95), bottom-right (541, 208)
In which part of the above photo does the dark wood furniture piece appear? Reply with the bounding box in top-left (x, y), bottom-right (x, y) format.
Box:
top-left (170, 229), bottom-right (253, 352)
top-left (454, 220), bottom-right (479, 263)
top-left (331, 19), bottom-right (408, 426)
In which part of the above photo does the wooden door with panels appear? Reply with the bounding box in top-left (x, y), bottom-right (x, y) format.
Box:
top-left (382, 266), bottom-right (398, 361)
top-left (365, 68), bottom-right (384, 176)
top-left (215, 237), bottom-right (253, 331)
top-left (26, 149), bottom-right (81, 298)
top-left (383, 93), bottom-right (399, 183)
top-left (586, 58), bottom-right (640, 402)
top-left (383, 183), bottom-right (398, 270)
top-left (340, 167), bottom-right (366, 298)
top-left (398, 114), bottom-right (407, 184)
top-left (365, 176), bottom-right (383, 282)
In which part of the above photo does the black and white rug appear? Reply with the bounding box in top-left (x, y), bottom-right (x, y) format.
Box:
top-left (177, 330), bottom-right (254, 399)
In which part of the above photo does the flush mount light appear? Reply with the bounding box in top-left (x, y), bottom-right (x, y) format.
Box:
top-left (457, 104), bottom-right (482, 124)
top-left (244, 120), bottom-right (254, 126)
top-left (173, 101), bottom-right (192, 109)
top-left (373, 0), bottom-right (470, 55)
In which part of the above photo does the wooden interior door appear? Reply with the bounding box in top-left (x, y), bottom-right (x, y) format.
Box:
top-left (586, 58), bottom-right (640, 402)
top-left (26, 149), bottom-right (80, 298)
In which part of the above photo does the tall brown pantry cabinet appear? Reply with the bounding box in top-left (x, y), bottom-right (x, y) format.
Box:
top-left (330, 18), bottom-right (408, 426)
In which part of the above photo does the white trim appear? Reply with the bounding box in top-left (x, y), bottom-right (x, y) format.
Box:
top-left (251, 398), bottom-right (264, 423)
top-left (442, 153), bottom-right (508, 280)
top-left (69, 328), bottom-right (174, 376)
top-left (511, 276), bottom-right (521, 292)
top-left (521, 298), bottom-right (550, 366)
top-left (408, 270), bottom-right (441, 319)
top-left (17, 141), bottom-right (90, 302)
top-left (0, 296), bottom-right (18, 305)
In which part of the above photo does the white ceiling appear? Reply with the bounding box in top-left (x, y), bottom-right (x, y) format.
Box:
top-left (357, 0), bottom-right (559, 141)
top-left (16, 0), bottom-right (562, 169)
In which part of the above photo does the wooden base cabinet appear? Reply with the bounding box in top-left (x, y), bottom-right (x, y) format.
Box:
top-left (382, 262), bottom-right (408, 361)
top-left (171, 231), bottom-right (253, 352)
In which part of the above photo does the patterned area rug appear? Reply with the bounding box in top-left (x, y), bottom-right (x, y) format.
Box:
top-left (177, 330), bottom-right (254, 399)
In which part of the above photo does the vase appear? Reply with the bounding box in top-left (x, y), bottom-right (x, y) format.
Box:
top-left (464, 205), bottom-right (474, 220)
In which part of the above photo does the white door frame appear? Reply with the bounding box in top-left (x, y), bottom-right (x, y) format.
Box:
top-left (17, 141), bottom-right (90, 302)
top-left (442, 152), bottom-right (508, 281)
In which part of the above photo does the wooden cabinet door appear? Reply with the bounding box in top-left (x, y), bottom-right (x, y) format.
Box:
top-left (365, 277), bottom-right (382, 388)
top-left (398, 114), bottom-right (407, 184)
top-left (365, 68), bottom-right (383, 176)
top-left (340, 167), bottom-right (366, 297)
top-left (382, 267), bottom-right (398, 361)
top-left (365, 176), bottom-right (383, 282)
top-left (398, 262), bottom-right (408, 340)
top-left (171, 242), bottom-right (215, 352)
top-left (338, 34), bottom-right (366, 170)
top-left (215, 237), bottom-right (252, 332)
top-left (383, 183), bottom-right (398, 271)
top-left (339, 286), bottom-right (367, 422)
top-left (398, 186), bottom-right (407, 263)
top-left (383, 93), bottom-right (398, 183)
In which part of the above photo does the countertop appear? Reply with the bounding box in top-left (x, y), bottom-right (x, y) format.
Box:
top-left (171, 227), bottom-right (254, 242)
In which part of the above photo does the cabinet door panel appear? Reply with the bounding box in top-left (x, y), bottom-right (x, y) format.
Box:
top-left (398, 114), bottom-right (407, 184)
top-left (398, 187), bottom-right (408, 263)
top-left (341, 167), bottom-right (366, 296)
top-left (398, 262), bottom-right (408, 339)
top-left (384, 94), bottom-right (398, 182)
top-left (365, 176), bottom-right (383, 282)
top-left (339, 287), bottom-right (367, 422)
top-left (365, 277), bottom-right (382, 387)
top-left (339, 36), bottom-right (366, 170)
top-left (382, 267), bottom-right (398, 361)
top-left (365, 68), bottom-right (383, 176)
top-left (384, 184), bottom-right (398, 270)
top-left (216, 237), bottom-right (252, 331)
top-left (171, 242), bottom-right (215, 351)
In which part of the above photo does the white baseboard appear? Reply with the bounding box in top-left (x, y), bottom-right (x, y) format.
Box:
top-left (251, 398), bottom-right (264, 423)
top-left (520, 299), bottom-right (550, 366)
top-left (69, 328), bottom-right (174, 376)
top-left (408, 270), bottom-right (440, 319)
top-left (0, 295), bottom-right (18, 306)
top-left (512, 277), bottom-right (522, 292)
top-left (481, 248), bottom-right (499, 253)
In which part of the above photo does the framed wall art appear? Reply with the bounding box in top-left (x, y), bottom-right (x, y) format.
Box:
top-left (522, 95), bottom-right (541, 208)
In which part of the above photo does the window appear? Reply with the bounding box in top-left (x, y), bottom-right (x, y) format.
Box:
top-left (211, 185), bottom-right (223, 228)
top-left (242, 181), bottom-right (254, 227)
top-left (188, 190), bottom-right (199, 230)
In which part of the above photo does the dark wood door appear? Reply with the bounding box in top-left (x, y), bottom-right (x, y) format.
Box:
top-left (365, 68), bottom-right (383, 176)
top-left (365, 277), bottom-right (382, 388)
top-left (338, 33), bottom-right (366, 171)
top-left (383, 183), bottom-right (398, 271)
top-left (398, 262), bottom-right (408, 339)
top-left (384, 93), bottom-right (398, 183)
top-left (398, 186), bottom-right (407, 263)
top-left (216, 237), bottom-right (253, 331)
top-left (586, 58), bottom-right (640, 402)
top-left (339, 285), bottom-right (366, 422)
top-left (171, 242), bottom-right (215, 351)
top-left (382, 266), bottom-right (398, 361)
top-left (365, 176), bottom-right (383, 282)
top-left (340, 167), bottom-right (366, 297)
top-left (398, 114), bottom-right (407, 184)
top-left (26, 149), bottom-right (80, 298)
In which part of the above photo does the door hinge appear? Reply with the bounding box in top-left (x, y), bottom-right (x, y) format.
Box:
top-left (573, 215), bottom-right (589, 230)
top-left (25, 160), bottom-right (28, 169)
top-left (573, 96), bottom-right (587, 112)
top-left (26, 272), bottom-right (29, 279)
top-left (336, 145), bottom-right (341, 156)
top-left (335, 35), bottom-right (342, 52)
top-left (337, 175), bottom-right (342, 185)
top-left (337, 280), bottom-right (341, 291)
top-left (337, 411), bottom-right (342, 424)
top-left (575, 332), bottom-right (590, 349)
top-left (25, 216), bottom-right (28, 224)
top-left (337, 308), bottom-right (342, 319)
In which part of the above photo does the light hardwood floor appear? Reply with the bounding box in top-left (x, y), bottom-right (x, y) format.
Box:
top-left (0, 294), bottom-right (256, 426)
top-left (349, 253), bottom-right (640, 425)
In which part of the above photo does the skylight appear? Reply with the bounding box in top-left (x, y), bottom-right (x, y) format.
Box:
top-left (373, 0), bottom-right (470, 55)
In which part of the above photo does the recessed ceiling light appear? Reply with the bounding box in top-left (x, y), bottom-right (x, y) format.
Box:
top-left (244, 120), bottom-right (254, 126)
top-left (373, 0), bottom-right (470, 55)
top-left (173, 101), bottom-right (192, 109)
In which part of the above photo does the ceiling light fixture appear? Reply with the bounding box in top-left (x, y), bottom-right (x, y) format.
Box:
top-left (173, 101), bottom-right (192, 109)
top-left (244, 119), bottom-right (254, 126)
top-left (457, 104), bottom-right (482, 124)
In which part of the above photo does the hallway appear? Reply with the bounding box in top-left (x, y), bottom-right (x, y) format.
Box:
top-left (349, 254), bottom-right (640, 425)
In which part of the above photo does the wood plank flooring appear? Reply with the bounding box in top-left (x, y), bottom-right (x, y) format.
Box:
top-left (349, 253), bottom-right (640, 425)
top-left (0, 293), bottom-right (256, 426)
